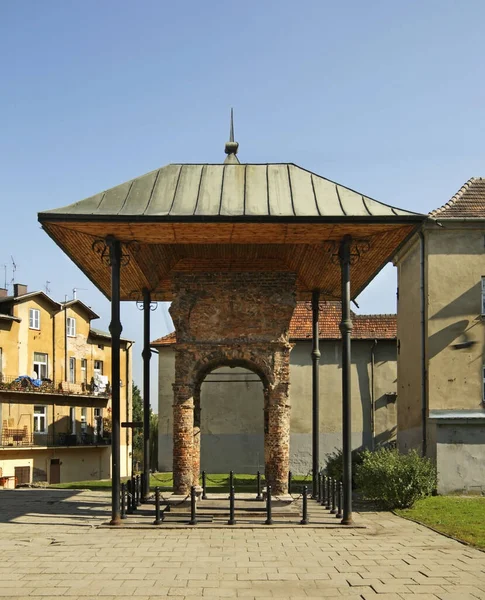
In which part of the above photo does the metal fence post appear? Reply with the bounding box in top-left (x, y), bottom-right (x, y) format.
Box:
top-left (136, 474), bottom-right (141, 507)
top-left (120, 482), bottom-right (127, 520)
top-left (300, 485), bottom-right (308, 525)
top-left (336, 481), bottom-right (343, 519)
top-left (325, 477), bottom-right (331, 510)
top-left (126, 479), bottom-right (133, 514)
top-left (202, 470), bottom-right (207, 500)
top-left (288, 471), bottom-right (292, 495)
top-left (265, 485), bottom-right (273, 525)
top-left (317, 472), bottom-right (322, 503)
top-left (321, 475), bottom-right (326, 507)
top-left (189, 486), bottom-right (197, 525)
top-left (330, 478), bottom-right (337, 514)
top-left (153, 487), bottom-right (162, 525)
top-left (256, 471), bottom-right (262, 501)
top-left (228, 485), bottom-right (236, 525)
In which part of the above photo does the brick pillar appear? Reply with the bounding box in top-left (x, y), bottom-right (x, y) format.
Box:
top-left (265, 382), bottom-right (290, 495)
top-left (173, 384), bottom-right (194, 495)
top-left (192, 392), bottom-right (201, 486)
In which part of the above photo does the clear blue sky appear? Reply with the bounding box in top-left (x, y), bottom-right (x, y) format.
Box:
top-left (1, 0), bottom-right (485, 404)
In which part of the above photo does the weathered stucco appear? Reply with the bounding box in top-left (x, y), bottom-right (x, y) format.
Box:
top-left (157, 338), bottom-right (398, 474)
top-left (395, 238), bottom-right (424, 452)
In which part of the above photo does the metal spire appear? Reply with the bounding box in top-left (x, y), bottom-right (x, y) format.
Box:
top-left (224, 108), bottom-right (239, 164)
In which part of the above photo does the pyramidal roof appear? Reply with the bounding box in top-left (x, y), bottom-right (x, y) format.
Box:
top-left (430, 177), bottom-right (485, 219)
top-left (40, 162), bottom-right (420, 221)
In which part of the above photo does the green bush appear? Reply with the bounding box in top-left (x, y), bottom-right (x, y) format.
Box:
top-left (355, 448), bottom-right (437, 509)
top-left (324, 448), bottom-right (365, 488)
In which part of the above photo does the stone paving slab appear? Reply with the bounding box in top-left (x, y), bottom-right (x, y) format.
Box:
top-left (0, 489), bottom-right (484, 599)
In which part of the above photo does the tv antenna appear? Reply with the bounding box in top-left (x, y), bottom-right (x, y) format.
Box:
top-left (45, 281), bottom-right (51, 294)
top-left (10, 256), bottom-right (16, 293)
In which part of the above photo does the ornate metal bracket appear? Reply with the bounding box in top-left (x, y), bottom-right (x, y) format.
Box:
top-left (92, 238), bottom-right (140, 267)
top-left (136, 299), bottom-right (158, 312)
top-left (322, 238), bottom-right (371, 265)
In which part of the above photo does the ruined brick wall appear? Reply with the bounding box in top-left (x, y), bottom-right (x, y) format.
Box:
top-left (169, 271), bottom-right (296, 495)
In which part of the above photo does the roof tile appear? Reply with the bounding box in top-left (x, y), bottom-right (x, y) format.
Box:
top-left (430, 177), bottom-right (485, 218)
top-left (151, 302), bottom-right (396, 346)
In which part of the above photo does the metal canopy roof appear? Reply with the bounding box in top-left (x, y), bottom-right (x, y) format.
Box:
top-left (41, 163), bottom-right (419, 221)
top-left (38, 156), bottom-right (425, 303)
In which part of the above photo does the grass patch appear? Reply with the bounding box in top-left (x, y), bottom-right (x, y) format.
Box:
top-left (396, 495), bottom-right (485, 550)
top-left (49, 472), bottom-right (313, 494)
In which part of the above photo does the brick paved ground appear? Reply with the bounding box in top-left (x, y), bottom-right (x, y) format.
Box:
top-left (0, 489), bottom-right (484, 599)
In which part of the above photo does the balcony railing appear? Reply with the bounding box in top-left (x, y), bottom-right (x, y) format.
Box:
top-left (0, 430), bottom-right (112, 448)
top-left (0, 375), bottom-right (111, 398)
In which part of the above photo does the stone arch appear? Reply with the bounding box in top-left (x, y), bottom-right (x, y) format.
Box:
top-left (173, 343), bottom-right (291, 495)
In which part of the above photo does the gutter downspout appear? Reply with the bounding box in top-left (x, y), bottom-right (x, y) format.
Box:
top-left (370, 339), bottom-right (377, 451)
top-left (420, 230), bottom-right (427, 457)
top-left (125, 341), bottom-right (133, 478)
top-left (64, 298), bottom-right (68, 383)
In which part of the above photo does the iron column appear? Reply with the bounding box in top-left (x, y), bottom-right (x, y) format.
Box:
top-left (142, 287), bottom-right (151, 501)
top-left (311, 289), bottom-right (321, 498)
top-left (108, 237), bottom-right (122, 526)
top-left (339, 235), bottom-right (353, 525)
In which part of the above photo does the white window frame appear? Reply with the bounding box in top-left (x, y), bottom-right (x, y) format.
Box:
top-left (33, 352), bottom-right (48, 380)
top-left (66, 317), bottom-right (76, 337)
top-left (80, 358), bottom-right (87, 384)
top-left (29, 308), bottom-right (40, 330)
top-left (94, 360), bottom-right (103, 375)
top-left (33, 405), bottom-right (47, 434)
top-left (69, 357), bottom-right (76, 384)
top-left (94, 408), bottom-right (103, 437)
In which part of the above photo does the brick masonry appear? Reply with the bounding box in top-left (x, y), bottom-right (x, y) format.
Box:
top-left (169, 271), bottom-right (297, 494)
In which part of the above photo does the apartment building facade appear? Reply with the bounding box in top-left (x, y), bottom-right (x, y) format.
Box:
top-left (0, 284), bottom-right (133, 485)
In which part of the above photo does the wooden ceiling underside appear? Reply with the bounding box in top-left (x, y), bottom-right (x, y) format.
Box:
top-left (42, 221), bottom-right (416, 302)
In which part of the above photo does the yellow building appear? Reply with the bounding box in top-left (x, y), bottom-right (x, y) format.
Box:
top-left (394, 177), bottom-right (485, 494)
top-left (0, 284), bottom-right (133, 485)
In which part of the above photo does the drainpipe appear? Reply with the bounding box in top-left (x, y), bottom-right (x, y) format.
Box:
top-left (64, 296), bottom-right (68, 382)
top-left (52, 311), bottom-right (56, 439)
top-left (125, 341), bottom-right (133, 479)
top-left (370, 339), bottom-right (377, 451)
top-left (419, 231), bottom-right (427, 457)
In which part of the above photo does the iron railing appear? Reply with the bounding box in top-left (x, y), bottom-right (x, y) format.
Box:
top-left (0, 431), bottom-right (111, 448)
top-left (0, 374), bottom-right (111, 397)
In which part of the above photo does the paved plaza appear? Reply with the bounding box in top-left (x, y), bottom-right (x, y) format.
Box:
top-left (0, 489), bottom-right (484, 600)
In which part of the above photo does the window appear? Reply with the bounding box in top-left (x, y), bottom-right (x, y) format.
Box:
top-left (80, 358), bottom-right (87, 384)
top-left (81, 407), bottom-right (87, 432)
top-left (29, 308), bottom-right (40, 330)
top-left (94, 408), bottom-right (103, 437)
top-left (94, 360), bottom-right (103, 375)
top-left (0, 347), bottom-right (3, 381)
top-left (33, 352), bottom-right (48, 380)
top-left (482, 277), bottom-right (485, 315)
top-left (70, 407), bottom-right (76, 434)
top-left (33, 406), bottom-right (47, 433)
top-left (69, 357), bottom-right (76, 383)
top-left (66, 317), bottom-right (76, 337)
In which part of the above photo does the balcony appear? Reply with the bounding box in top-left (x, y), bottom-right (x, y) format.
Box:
top-left (0, 429), bottom-right (111, 449)
top-left (0, 375), bottom-right (110, 407)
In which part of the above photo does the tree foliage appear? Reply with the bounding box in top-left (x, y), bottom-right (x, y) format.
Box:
top-left (132, 383), bottom-right (158, 471)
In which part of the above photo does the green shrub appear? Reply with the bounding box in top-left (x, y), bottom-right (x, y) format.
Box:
top-left (324, 448), bottom-right (365, 488)
top-left (355, 448), bottom-right (437, 509)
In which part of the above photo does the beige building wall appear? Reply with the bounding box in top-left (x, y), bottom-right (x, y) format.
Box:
top-left (395, 238), bottom-right (424, 452)
top-left (426, 226), bottom-right (485, 411)
top-left (0, 293), bottom-right (132, 483)
top-left (157, 339), bottom-right (397, 474)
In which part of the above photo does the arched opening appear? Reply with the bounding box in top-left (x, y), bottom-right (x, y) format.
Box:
top-left (196, 365), bottom-right (266, 474)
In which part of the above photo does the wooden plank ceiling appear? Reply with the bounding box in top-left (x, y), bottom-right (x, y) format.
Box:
top-left (41, 220), bottom-right (417, 301)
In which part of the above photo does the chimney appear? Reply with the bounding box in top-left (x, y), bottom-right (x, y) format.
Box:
top-left (0, 288), bottom-right (8, 298)
top-left (13, 283), bottom-right (28, 297)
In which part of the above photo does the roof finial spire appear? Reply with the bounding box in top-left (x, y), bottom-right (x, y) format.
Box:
top-left (224, 108), bottom-right (240, 164)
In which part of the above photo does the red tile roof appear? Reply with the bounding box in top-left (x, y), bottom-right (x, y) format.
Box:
top-left (430, 177), bottom-right (485, 219)
top-left (151, 302), bottom-right (396, 346)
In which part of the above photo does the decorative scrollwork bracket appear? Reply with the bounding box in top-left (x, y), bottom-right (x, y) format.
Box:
top-left (91, 237), bottom-right (140, 267)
